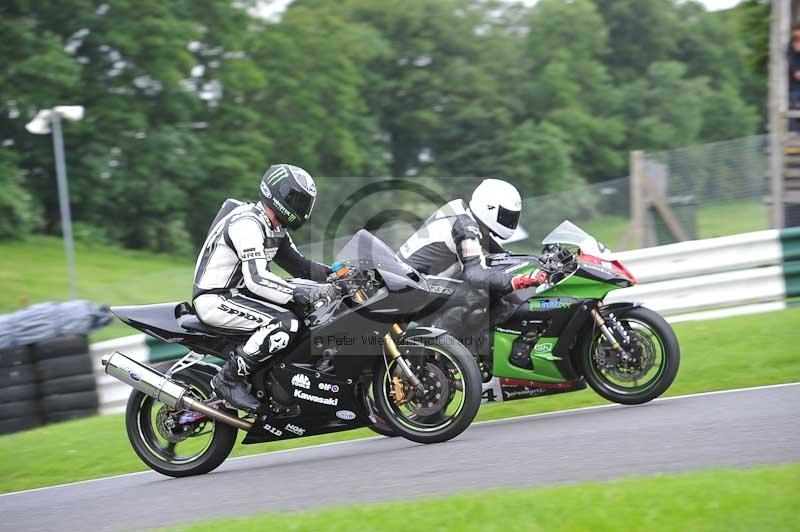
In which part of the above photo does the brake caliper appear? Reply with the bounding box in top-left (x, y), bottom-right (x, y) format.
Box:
top-left (389, 376), bottom-right (408, 405)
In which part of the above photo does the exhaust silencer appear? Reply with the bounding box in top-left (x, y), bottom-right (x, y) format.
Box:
top-left (101, 351), bottom-right (252, 431)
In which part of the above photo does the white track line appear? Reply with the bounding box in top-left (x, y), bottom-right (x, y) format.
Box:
top-left (2, 381), bottom-right (797, 498)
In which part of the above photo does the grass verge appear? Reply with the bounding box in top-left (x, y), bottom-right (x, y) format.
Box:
top-left (165, 463), bottom-right (800, 532)
top-left (1, 307), bottom-right (798, 494)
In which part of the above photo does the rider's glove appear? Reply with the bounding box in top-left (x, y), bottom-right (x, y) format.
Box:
top-left (293, 282), bottom-right (337, 306)
top-left (511, 269), bottom-right (548, 290)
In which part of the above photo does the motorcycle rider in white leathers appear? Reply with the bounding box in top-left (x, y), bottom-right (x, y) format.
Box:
top-left (192, 164), bottom-right (333, 412)
top-left (398, 179), bottom-right (547, 340)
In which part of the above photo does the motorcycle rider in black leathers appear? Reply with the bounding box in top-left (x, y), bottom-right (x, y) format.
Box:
top-left (193, 164), bottom-right (333, 412)
top-left (398, 179), bottom-right (547, 343)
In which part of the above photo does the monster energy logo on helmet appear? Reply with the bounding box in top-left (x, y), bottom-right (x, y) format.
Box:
top-left (265, 165), bottom-right (290, 185)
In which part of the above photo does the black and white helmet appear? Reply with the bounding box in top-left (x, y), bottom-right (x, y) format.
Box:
top-left (468, 179), bottom-right (522, 240)
top-left (259, 164), bottom-right (317, 230)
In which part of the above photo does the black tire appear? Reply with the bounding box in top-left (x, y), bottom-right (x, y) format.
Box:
top-left (36, 354), bottom-right (93, 380)
top-left (0, 346), bottom-right (34, 368)
top-left (125, 365), bottom-right (238, 478)
top-left (368, 418), bottom-right (398, 438)
top-left (0, 364), bottom-right (35, 388)
top-left (0, 416), bottom-right (42, 435)
top-left (578, 306), bottom-right (680, 406)
top-left (0, 383), bottom-right (38, 402)
top-left (0, 400), bottom-right (39, 420)
top-left (45, 409), bottom-right (96, 424)
top-left (40, 374), bottom-right (96, 396)
top-left (372, 333), bottom-right (481, 444)
top-left (33, 336), bottom-right (89, 360)
top-left (41, 391), bottom-right (99, 413)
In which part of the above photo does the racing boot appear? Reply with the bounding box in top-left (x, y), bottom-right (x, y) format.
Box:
top-left (211, 346), bottom-right (261, 412)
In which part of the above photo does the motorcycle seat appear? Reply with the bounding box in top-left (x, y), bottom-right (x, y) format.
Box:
top-left (175, 302), bottom-right (243, 337)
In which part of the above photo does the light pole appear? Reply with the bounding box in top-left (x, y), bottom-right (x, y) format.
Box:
top-left (26, 106), bottom-right (84, 300)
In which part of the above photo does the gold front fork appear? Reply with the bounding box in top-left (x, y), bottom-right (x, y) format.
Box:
top-left (383, 323), bottom-right (421, 403)
top-left (591, 304), bottom-right (623, 352)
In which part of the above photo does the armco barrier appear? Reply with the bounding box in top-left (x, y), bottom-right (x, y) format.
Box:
top-left (90, 228), bottom-right (800, 415)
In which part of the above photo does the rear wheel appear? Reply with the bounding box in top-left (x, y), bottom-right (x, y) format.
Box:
top-left (372, 334), bottom-right (481, 444)
top-left (578, 306), bottom-right (679, 405)
top-left (125, 364), bottom-right (237, 477)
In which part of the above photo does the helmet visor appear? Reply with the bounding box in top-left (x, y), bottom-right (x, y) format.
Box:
top-left (284, 187), bottom-right (315, 219)
top-left (497, 206), bottom-right (520, 231)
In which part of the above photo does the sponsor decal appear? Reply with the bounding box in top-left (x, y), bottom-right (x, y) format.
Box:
top-left (498, 378), bottom-right (579, 401)
top-left (271, 198), bottom-right (293, 219)
top-left (294, 389), bottom-right (338, 406)
top-left (260, 181), bottom-right (272, 198)
top-left (291, 373), bottom-right (311, 389)
top-left (263, 423), bottom-right (282, 437)
top-left (235, 357), bottom-right (250, 377)
top-left (128, 370), bottom-right (141, 382)
top-left (534, 298), bottom-right (570, 309)
top-left (335, 410), bottom-right (356, 421)
top-left (268, 331), bottom-right (290, 353)
top-left (318, 382), bottom-right (340, 393)
top-left (532, 342), bottom-right (561, 360)
top-left (218, 303), bottom-right (264, 324)
top-left (284, 423), bottom-right (306, 436)
top-left (241, 249), bottom-right (264, 260)
top-left (460, 238), bottom-right (482, 258)
top-left (429, 284), bottom-right (454, 295)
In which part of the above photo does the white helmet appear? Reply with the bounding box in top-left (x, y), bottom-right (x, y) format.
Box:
top-left (468, 179), bottom-right (522, 240)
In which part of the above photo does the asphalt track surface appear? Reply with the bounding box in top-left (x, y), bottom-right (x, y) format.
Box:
top-left (1, 383), bottom-right (798, 532)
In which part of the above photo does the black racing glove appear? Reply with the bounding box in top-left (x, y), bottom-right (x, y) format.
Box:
top-left (293, 282), bottom-right (337, 307)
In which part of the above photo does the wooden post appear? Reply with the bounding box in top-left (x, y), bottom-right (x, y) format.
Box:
top-left (629, 150), bottom-right (646, 249)
top-left (769, 0), bottom-right (790, 229)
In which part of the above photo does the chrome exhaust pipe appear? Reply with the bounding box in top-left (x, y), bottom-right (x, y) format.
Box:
top-left (101, 351), bottom-right (253, 431)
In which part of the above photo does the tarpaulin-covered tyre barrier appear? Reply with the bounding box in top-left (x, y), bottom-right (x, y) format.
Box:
top-left (0, 346), bottom-right (34, 368)
top-left (39, 374), bottom-right (95, 396)
top-left (0, 416), bottom-right (42, 436)
top-left (0, 383), bottom-right (37, 402)
top-left (0, 300), bottom-right (111, 435)
top-left (36, 354), bottom-right (94, 381)
top-left (41, 391), bottom-right (98, 413)
top-left (0, 399), bottom-right (39, 420)
top-left (45, 409), bottom-right (97, 424)
top-left (33, 336), bottom-right (90, 361)
top-left (0, 364), bottom-right (35, 388)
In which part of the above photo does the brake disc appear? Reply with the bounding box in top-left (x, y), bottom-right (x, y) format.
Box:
top-left (407, 363), bottom-right (449, 416)
top-left (155, 406), bottom-right (193, 443)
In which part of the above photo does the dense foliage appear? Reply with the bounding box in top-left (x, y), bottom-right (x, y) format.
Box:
top-left (0, 0), bottom-right (765, 252)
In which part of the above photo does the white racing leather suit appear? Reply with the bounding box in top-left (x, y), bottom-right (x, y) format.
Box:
top-left (192, 201), bottom-right (330, 364)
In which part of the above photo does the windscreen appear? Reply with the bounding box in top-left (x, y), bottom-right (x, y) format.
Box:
top-left (541, 220), bottom-right (611, 256)
top-left (336, 229), bottom-right (421, 280)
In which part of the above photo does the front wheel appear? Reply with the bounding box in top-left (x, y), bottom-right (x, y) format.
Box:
top-left (125, 364), bottom-right (238, 477)
top-left (578, 306), bottom-right (680, 405)
top-left (372, 334), bottom-right (481, 444)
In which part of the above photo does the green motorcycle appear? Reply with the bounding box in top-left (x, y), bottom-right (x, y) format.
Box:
top-left (370, 221), bottom-right (680, 436)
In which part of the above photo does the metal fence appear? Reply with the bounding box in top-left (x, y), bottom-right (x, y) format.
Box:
top-left (519, 135), bottom-right (770, 252)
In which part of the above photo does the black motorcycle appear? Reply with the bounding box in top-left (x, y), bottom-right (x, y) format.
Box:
top-left (102, 230), bottom-right (482, 477)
